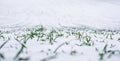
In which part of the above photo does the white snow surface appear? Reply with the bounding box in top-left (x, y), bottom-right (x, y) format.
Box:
top-left (1, 28), bottom-right (120, 61)
top-left (0, 0), bottom-right (120, 61)
top-left (0, 0), bottom-right (120, 29)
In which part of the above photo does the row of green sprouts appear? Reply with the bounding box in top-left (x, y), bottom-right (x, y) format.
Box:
top-left (0, 26), bottom-right (120, 61)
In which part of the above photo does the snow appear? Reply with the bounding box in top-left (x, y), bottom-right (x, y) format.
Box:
top-left (0, 0), bottom-right (120, 61)
top-left (0, 0), bottom-right (120, 29)
top-left (0, 26), bottom-right (120, 61)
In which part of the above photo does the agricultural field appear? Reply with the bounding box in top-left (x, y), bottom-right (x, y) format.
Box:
top-left (0, 0), bottom-right (120, 61)
top-left (0, 25), bottom-right (120, 61)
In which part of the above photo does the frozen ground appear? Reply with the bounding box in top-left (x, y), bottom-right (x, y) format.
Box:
top-left (0, 0), bottom-right (120, 29)
top-left (0, 26), bottom-right (120, 61)
top-left (0, 0), bottom-right (120, 61)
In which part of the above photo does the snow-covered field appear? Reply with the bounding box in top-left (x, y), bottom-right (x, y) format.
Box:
top-left (0, 0), bottom-right (120, 29)
top-left (0, 26), bottom-right (120, 61)
top-left (0, 0), bottom-right (120, 61)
